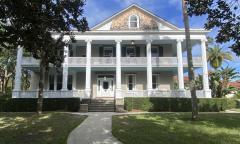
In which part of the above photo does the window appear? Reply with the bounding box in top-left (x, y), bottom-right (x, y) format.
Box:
top-left (103, 81), bottom-right (109, 90)
top-left (151, 47), bottom-right (159, 57)
top-left (49, 75), bottom-right (54, 90)
top-left (152, 74), bottom-right (159, 89)
top-left (126, 46), bottom-right (136, 57)
top-left (57, 74), bottom-right (62, 90)
top-left (127, 74), bottom-right (136, 91)
top-left (103, 47), bottom-right (113, 57)
top-left (129, 15), bottom-right (139, 28)
top-left (67, 75), bottom-right (73, 90)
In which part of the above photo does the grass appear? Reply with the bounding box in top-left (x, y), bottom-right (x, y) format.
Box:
top-left (112, 113), bottom-right (240, 144)
top-left (0, 112), bottom-right (86, 144)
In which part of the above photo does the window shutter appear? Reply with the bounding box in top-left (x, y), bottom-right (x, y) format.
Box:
top-left (99, 46), bottom-right (103, 57)
top-left (136, 46), bottom-right (140, 57)
top-left (159, 46), bottom-right (163, 57)
top-left (122, 46), bottom-right (126, 57)
top-left (113, 46), bottom-right (116, 57)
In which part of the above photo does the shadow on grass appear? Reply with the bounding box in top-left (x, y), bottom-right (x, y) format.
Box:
top-left (0, 113), bottom-right (86, 144)
top-left (112, 113), bottom-right (240, 144)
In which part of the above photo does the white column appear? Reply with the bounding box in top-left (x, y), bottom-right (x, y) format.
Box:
top-left (115, 40), bottom-right (122, 98)
top-left (177, 39), bottom-right (185, 90)
top-left (146, 40), bottom-right (152, 96)
top-left (13, 46), bottom-right (23, 98)
top-left (85, 39), bottom-right (92, 97)
top-left (201, 39), bottom-right (211, 98)
top-left (62, 45), bottom-right (69, 91)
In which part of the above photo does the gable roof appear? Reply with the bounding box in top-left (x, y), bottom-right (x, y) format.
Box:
top-left (91, 4), bottom-right (180, 31)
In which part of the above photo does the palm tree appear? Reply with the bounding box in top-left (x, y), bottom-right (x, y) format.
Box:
top-left (207, 46), bottom-right (233, 69)
top-left (182, 0), bottom-right (198, 120)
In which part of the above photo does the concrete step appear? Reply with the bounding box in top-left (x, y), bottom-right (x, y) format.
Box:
top-left (88, 109), bottom-right (115, 112)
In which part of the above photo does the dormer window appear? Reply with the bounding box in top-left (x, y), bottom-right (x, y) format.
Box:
top-left (129, 15), bottom-right (139, 28)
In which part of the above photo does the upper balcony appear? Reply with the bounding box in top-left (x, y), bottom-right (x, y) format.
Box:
top-left (22, 56), bottom-right (203, 67)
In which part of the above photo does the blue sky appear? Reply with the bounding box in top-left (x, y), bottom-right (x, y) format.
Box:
top-left (82, 0), bottom-right (240, 73)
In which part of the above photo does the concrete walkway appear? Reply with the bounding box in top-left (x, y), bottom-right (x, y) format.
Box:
top-left (67, 112), bottom-right (122, 144)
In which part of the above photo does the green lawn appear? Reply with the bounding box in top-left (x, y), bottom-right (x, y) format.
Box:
top-left (112, 113), bottom-right (240, 144)
top-left (0, 112), bottom-right (86, 144)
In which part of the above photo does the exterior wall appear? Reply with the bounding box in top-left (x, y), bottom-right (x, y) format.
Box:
top-left (29, 72), bottom-right (39, 90)
top-left (76, 72), bottom-right (85, 90)
top-left (111, 7), bottom-right (159, 31)
top-left (158, 72), bottom-right (174, 90)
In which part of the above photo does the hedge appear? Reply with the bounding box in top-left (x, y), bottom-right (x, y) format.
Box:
top-left (0, 97), bottom-right (81, 112)
top-left (124, 97), bottom-right (239, 112)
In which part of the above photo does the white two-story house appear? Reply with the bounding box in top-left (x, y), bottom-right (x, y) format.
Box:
top-left (12, 4), bottom-right (211, 106)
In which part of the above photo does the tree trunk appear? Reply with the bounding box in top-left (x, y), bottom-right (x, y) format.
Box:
top-left (182, 0), bottom-right (198, 120)
top-left (37, 59), bottom-right (46, 114)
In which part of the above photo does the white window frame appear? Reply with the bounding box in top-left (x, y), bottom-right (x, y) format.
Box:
top-left (103, 46), bottom-right (113, 57)
top-left (152, 74), bottom-right (160, 90)
top-left (128, 15), bottom-right (139, 28)
top-left (126, 46), bottom-right (136, 57)
top-left (126, 74), bottom-right (136, 91)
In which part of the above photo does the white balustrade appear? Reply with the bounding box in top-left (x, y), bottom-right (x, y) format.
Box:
top-left (152, 57), bottom-right (178, 67)
top-left (68, 57), bottom-right (86, 66)
top-left (21, 57), bottom-right (40, 66)
top-left (121, 57), bottom-right (147, 67)
top-left (91, 57), bottom-right (116, 66)
top-left (16, 90), bottom-right (86, 98)
top-left (122, 90), bottom-right (204, 98)
top-left (183, 57), bottom-right (203, 67)
top-left (21, 56), bottom-right (203, 67)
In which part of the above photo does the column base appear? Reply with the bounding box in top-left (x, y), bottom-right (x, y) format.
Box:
top-left (12, 90), bottom-right (20, 98)
top-left (85, 89), bottom-right (91, 98)
top-left (178, 89), bottom-right (186, 97)
top-left (115, 98), bottom-right (125, 112)
top-left (115, 89), bottom-right (122, 99)
top-left (204, 89), bottom-right (212, 98)
top-left (147, 89), bottom-right (153, 97)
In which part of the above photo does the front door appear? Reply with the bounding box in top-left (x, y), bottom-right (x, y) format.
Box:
top-left (97, 78), bottom-right (114, 97)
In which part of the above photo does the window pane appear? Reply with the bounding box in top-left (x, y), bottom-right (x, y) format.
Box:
top-left (129, 84), bottom-right (133, 90)
top-left (130, 22), bottom-right (137, 27)
top-left (49, 75), bottom-right (54, 90)
top-left (67, 75), bottom-right (73, 90)
top-left (103, 82), bottom-right (109, 90)
top-left (129, 75), bottom-right (133, 83)
top-left (152, 83), bottom-right (157, 89)
top-left (152, 75), bottom-right (157, 83)
top-left (57, 75), bottom-right (62, 90)
top-left (130, 16), bottom-right (137, 21)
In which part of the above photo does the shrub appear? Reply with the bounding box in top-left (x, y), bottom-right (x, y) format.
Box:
top-left (124, 97), bottom-right (238, 112)
top-left (0, 98), bottom-right (81, 112)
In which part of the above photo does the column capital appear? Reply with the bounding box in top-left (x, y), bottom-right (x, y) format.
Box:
top-left (115, 39), bottom-right (122, 43)
top-left (201, 38), bottom-right (208, 43)
top-left (85, 39), bottom-right (92, 43)
top-left (146, 39), bottom-right (153, 44)
top-left (176, 39), bottom-right (183, 43)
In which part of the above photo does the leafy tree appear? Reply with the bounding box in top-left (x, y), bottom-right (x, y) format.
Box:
top-left (207, 46), bottom-right (233, 69)
top-left (187, 0), bottom-right (240, 55)
top-left (0, 48), bottom-right (16, 93)
top-left (182, 0), bottom-right (198, 120)
top-left (209, 67), bottom-right (239, 97)
top-left (0, 0), bottom-right (88, 114)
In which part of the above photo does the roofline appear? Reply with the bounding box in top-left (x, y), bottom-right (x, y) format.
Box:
top-left (91, 4), bottom-right (180, 31)
top-left (51, 29), bottom-right (210, 35)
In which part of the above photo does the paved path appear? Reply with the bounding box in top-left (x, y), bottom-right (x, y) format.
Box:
top-left (67, 112), bottom-right (122, 144)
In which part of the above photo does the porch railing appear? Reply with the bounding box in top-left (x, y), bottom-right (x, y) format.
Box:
top-left (21, 57), bottom-right (203, 67)
top-left (152, 57), bottom-right (178, 67)
top-left (13, 90), bottom-right (87, 98)
top-left (121, 57), bottom-right (147, 67)
top-left (122, 90), bottom-right (205, 98)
